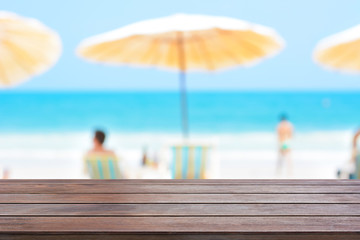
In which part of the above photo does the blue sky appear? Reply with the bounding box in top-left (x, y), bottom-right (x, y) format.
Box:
top-left (2, 0), bottom-right (360, 91)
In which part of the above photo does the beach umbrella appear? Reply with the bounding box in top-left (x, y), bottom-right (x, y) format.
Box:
top-left (77, 14), bottom-right (284, 138)
top-left (0, 11), bottom-right (62, 87)
top-left (314, 24), bottom-right (360, 73)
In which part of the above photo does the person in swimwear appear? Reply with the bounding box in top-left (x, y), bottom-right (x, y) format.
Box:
top-left (349, 129), bottom-right (360, 178)
top-left (352, 129), bottom-right (360, 164)
top-left (337, 129), bottom-right (360, 179)
top-left (276, 114), bottom-right (294, 176)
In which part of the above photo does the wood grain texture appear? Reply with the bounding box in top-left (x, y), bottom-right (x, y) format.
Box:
top-left (1, 193), bottom-right (359, 203)
top-left (0, 217), bottom-right (359, 233)
top-left (1, 184), bottom-right (359, 194)
top-left (1, 234), bottom-right (360, 240)
top-left (0, 179), bottom-right (359, 185)
top-left (0, 179), bottom-right (359, 240)
top-left (0, 203), bottom-right (359, 216)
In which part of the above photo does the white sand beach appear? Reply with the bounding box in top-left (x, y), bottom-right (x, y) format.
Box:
top-left (0, 130), bottom-right (354, 179)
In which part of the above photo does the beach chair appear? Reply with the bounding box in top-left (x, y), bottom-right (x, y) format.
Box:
top-left (84, 153), bottom-right (122, 179)
top-left (171, 145), bottom-right (210, 179)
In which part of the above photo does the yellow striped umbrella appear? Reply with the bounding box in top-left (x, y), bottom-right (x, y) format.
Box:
top-left (314, 24), bottom-right (360, 73)
top-left (0, 11), bottom-right (62, 87)
top-left (77, 14), bottom-right (284, 138)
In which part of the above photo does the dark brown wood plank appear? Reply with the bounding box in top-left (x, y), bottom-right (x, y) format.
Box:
top-left (0, 203), bottom-right (359, 216)
top-left (0, 179), bottom-right (359, 185)
top-left (0, 180), bottom-right (358, 240)
top-left (0, 217), bottom-right (359, 232)
top-left (1, 233), bottom-right (359, 240)
top-left (1, 193), bottom-right (359, 203)
top-left (1, 184), bottom-right (359, 194)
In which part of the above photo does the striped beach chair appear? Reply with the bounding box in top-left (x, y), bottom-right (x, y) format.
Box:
top-left (171, 145), bottom-right (210, 179)
top-left (84, 154), bottom-right (122, 179)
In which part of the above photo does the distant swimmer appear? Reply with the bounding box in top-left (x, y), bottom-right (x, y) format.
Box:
top-left (276, 114), bottom-right (294, 177)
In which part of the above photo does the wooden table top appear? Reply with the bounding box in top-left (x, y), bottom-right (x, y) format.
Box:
top-left (0, 179), bottom-right (359, 240)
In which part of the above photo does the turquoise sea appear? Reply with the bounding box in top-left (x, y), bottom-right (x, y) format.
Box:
top-left (0, 91), bottom-right (359, 133)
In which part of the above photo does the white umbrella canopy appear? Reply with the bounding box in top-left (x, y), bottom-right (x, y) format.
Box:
top-left (314, 24), bottom-right (360, 73)
top-left (0, 11), bottom-right (62, 87)
top-left (77, 14), bottom-right (285, 138)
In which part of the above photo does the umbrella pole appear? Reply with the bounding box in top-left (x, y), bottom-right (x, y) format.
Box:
top-left (177, 32), bottom-right (189, 139)
top-left (179, 71), bottom-right (189, 139)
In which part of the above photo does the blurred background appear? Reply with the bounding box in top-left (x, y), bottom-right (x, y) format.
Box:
top-left (1, 0), bottom-right (360, 179)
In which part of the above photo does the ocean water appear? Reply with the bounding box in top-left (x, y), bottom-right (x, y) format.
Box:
top-left (0, 91), bottom-right (359, 133)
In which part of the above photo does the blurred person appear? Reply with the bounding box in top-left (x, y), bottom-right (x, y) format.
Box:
top-left (351, 129), bottom-right (360, 164)
top-left (348, 129), bottom-right (360, 178)
top-left (0, 167), bottom-right (10, 179)
top-left (337, 129), bottom-right (360, 179)
top-left (3, 168), bottom-right (10, 179)
top-left (87, 130), bottom-right (115, 155)
top-left (84, 130), bottom-right (122, 179)
top-left (276, 114), bottom-right (294, 177)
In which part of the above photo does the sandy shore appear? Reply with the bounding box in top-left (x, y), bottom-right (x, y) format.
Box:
top-left (0, 131), bottom-right (354, 179)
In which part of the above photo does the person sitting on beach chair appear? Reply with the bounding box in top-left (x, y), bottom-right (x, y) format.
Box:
top-left (84, 130), bottom-right (122, 179)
